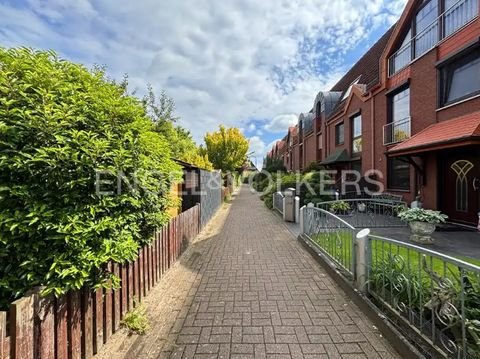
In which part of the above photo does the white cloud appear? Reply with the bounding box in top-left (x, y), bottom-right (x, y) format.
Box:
top-left (248, 135), bottom-right (267, 169)
top-left (265, 114), bottom-right (299, 133)
top-left (0, 0), bottom-right (407, 145)
top-left (249, 136), bottom-right (266, 158)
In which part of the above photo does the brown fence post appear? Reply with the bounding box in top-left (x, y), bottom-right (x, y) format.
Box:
top-left (11, 295), bottom-right (35, 359)
top-left (127, 263), bottom-right (133, 311)
top-left (139, 249), bottom-right (145, 298)
top-left (55, 295), bottom-right (68, 359)
top-left (120, 264), bottom-right (128, 317)
top-left (93, 288), bottom-right (103, 354)
top-left (34, 290), bottom-right (55, 359)
top-left (103, 287), bottom-right (112, 343)
top-left (68, 291), bottom-right (82, 359)
top-left (112, 264), bottom-right (121, 332)
top-left (146, 245), bottom-right (151, 293)
top-left (82, 289), bottom-right (94, 359)
top-left (0, 311), bottom-right (9, 359)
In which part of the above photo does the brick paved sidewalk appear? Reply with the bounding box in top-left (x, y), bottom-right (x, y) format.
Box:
top-left (97, 185), bottom-right (400, 359)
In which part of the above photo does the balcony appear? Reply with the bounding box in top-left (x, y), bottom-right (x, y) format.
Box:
top-left (383, 117), bottom-right (411, 146)
top-left (389, 0), bottom-right (479, 76)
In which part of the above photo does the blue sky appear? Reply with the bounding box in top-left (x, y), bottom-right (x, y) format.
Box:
top-left (0, 0), bottom-right (407, 168)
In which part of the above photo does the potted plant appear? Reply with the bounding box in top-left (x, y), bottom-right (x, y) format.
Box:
top-left (357, 202), bottom-right (366, 213)
top-left (329, 200), bottom-right (351, 216)
top-left (398, 208), bottom-right (448, 244)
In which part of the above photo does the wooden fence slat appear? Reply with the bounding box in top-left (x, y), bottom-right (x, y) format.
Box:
top-left (55, 295), bottom-right (68, 359)
top-left (121, 264), bottom-right (128, 317)
top-left (168, 223), bottom-right (172, 269)
top-left (0, 311), bottom-right (8, 359)
top-left (159, 227), bottom-right (165, 278)
top-left (145, 245), bottom-right (151, 293)
top-left (11, 295), bottom-right (35, 359)
top-left (93, 288), bottom-right (103, 354)
top-left (103, 286), bottom-right (112, 343)
top-left (68, 291), bottom-right (82, 359)
top-left (153, 234), bottom-right (158, 284)
top-left (34, 292), bottom-right (55, 359)
top-left (162, 227), bottom-right (167, 275)
top-left (127, 263), bottom-right (133, 311)
top-left (82, 289), bottom-right (94, 359)
top-left (113, 264), bottom-right (121, 332)
top-left (139, 249), bottom-right (145, 298)
top-left (133, 256), bottom-right (140, 304)
top-left (151, 243), bottom-right (155, 287)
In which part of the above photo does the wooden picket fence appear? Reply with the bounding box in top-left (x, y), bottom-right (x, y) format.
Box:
top-left (0, 204), bottom-right (200, 359)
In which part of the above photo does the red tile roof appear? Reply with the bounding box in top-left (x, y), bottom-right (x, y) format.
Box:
top-left (389, 111), bottom-right (480, 155)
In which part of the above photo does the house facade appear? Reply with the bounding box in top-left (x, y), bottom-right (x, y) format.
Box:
top-left (266, 0), bottom-right (480, 226)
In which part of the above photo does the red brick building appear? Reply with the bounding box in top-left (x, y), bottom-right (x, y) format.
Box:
top-left (267, 0), bottom-right (480, 225)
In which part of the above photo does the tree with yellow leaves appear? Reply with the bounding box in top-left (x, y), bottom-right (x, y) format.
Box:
top-left (204, 126), bottom-right (249, 172)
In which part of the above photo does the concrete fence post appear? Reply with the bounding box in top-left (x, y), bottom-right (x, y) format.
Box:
top-left (355, 228), bottom-right (370, 293)
top-left (299, 206), bottom-right (305, 234)
top-left (294, 196), bottom-right (300, 224)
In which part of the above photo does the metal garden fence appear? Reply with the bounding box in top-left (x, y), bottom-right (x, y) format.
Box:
top-left (315, 199), bottom-right (408, 228)
top-left (367, 235), bottom-right (480, 359)
top-left (300, 205), bottom-right (480, 358)
top-left (302, 206), bottom-right (356, 277)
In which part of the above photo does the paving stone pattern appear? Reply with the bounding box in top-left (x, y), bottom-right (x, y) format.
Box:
top-left (98, 185), bottom-right (401, 359)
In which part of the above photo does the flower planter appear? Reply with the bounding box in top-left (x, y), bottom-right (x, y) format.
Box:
top-left (409, 221), bottom-right (436, 244)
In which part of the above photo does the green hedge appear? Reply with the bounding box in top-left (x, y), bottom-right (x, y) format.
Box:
top-left (0, 48), bottom-right (181, 308)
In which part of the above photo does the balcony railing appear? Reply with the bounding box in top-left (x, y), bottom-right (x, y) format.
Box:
top-left (389, 0), bottom-right (479, 76)
top-left (383, 117), bottom-right (411, 146)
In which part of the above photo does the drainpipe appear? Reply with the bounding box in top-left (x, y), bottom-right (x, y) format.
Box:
top-left (370, 92), bottom-right (375, 174)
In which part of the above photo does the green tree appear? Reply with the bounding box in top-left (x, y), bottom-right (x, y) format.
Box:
top-left (263, 156), bottom-right (286, 173)
top-left (204, 126), bottom-right (249, 172)
top-left (142, 86), bottom-right (213, 170)
top-left (0, 48), bottom-right (181, 308)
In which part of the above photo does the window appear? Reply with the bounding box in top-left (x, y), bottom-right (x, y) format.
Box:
top-left (335, 122), bottom-right (344, 145)
top-left (317, 134), bottom-right (323, 149)
top-left (415, 0), bottom-right (439, 56)
top-left (386, 87), bottom-right (411, 144)
top-left (342, 77), bottom-right (361, 101)
top-left (388, 158), bottom-right (410, 190)
top-left (316, 102), bottom-right (322, 119)
top-left (440, 48), bottom-right (480, 106)
top-left (389, 0), bottom-right (479, 75)
top-left (351, 114), bottom-right (362, 154)
top-left (391, 87), bottom-right (410, 123)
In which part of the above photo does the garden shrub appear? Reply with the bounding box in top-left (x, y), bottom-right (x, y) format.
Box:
top-left (0, 48), bottom-right (181, 309)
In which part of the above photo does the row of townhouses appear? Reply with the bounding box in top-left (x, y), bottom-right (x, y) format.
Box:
top-left (266, 0), bottom-right (480, 226)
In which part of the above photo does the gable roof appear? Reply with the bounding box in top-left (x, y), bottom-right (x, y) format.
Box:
top-left (330, 24), bottom-right (396, 95)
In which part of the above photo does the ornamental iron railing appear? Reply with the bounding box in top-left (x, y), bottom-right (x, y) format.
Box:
top-left (315, 199), bottom-right (408, 228)
top-left (367, 235), bottom-right (480, 359)
top-left (300, 205), bottom-right (480, 358)
top-left (302, 206), bottom-right (356, 277)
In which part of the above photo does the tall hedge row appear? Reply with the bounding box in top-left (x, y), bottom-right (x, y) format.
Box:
top-left (0, 48), bottom-right (181, 308)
